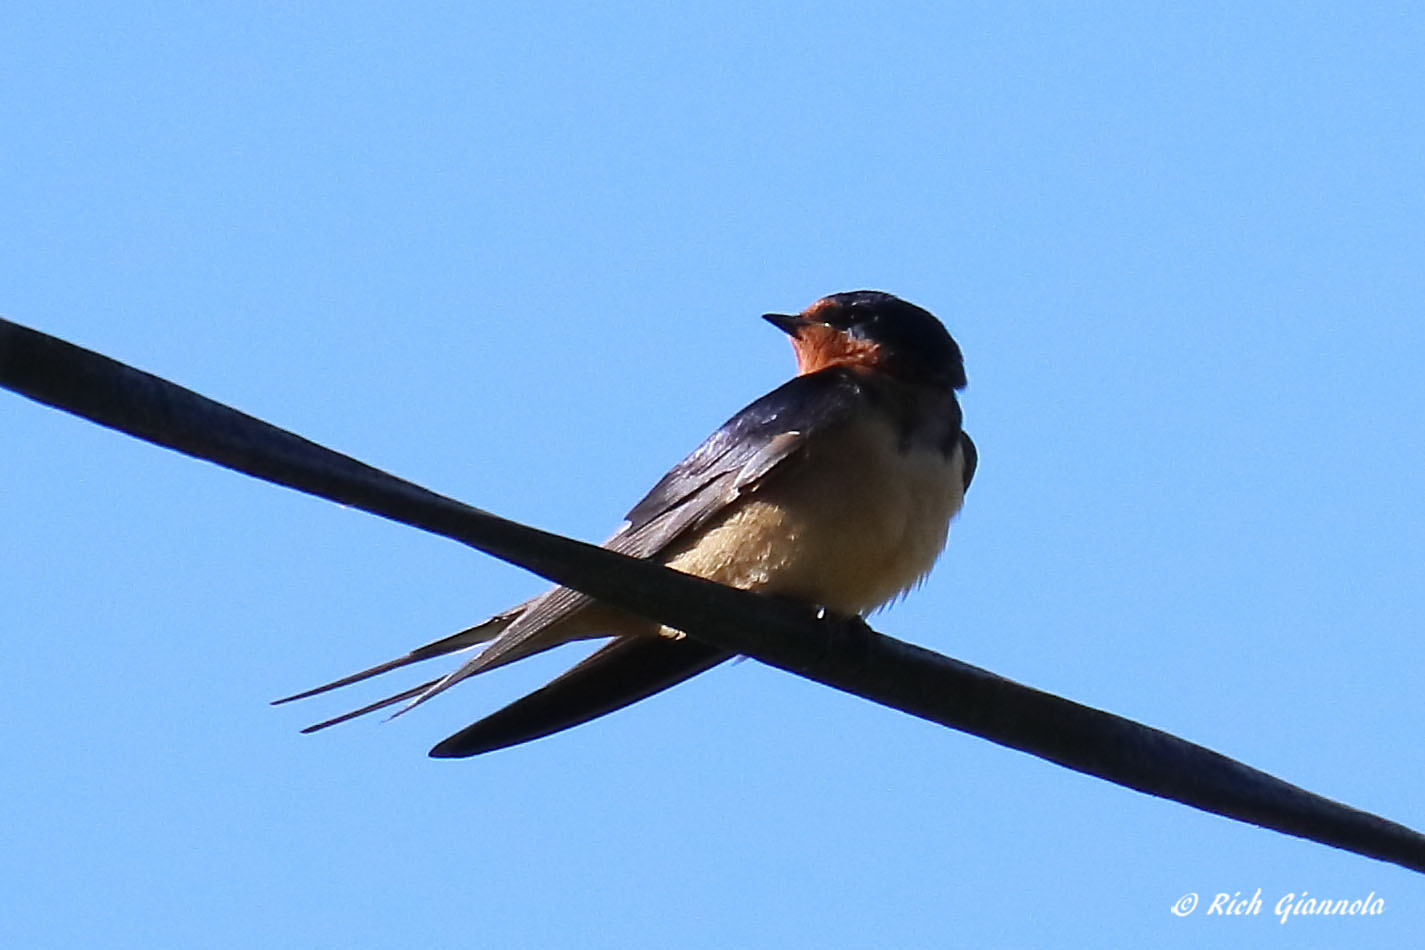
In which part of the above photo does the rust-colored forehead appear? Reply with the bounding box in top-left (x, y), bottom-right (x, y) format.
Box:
top-left (801, 297), bottom-right (844, 320)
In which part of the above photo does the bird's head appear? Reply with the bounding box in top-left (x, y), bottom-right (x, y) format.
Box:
top-left (763, 291), bottom-right (966, 391)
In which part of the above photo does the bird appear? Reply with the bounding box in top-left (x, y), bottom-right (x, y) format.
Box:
top-left (274, 290), bottom-right (977, 757)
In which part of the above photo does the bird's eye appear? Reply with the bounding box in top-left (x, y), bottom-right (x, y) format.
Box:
top-left (846, 309), bottom-right (880, 335)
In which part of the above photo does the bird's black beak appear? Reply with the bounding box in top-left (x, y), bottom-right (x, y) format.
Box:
top-left (763, 312), bottom-right (811, 337)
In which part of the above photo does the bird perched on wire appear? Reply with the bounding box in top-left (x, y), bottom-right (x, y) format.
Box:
top-left (276, 290), bottom-right (977, 757)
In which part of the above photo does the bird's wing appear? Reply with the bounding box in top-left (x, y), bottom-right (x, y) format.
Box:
top-left (386, 370), bottom-right (871, 709)
top-left (281, 369), bottom-right (869, 734)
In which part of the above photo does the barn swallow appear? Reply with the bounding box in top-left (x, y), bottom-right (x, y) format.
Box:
top-left (274, 290), bottom-right (977, 757)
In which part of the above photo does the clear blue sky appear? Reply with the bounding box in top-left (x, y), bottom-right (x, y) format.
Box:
top-left (3, 4), bottom-right (1422, 947)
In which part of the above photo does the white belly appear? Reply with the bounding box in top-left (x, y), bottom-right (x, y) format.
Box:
top-left (664, 416), bottom-right (966, 614)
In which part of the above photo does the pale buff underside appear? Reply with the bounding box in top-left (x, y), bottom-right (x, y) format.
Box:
top-left (663, 416), bottom-right (965, 614)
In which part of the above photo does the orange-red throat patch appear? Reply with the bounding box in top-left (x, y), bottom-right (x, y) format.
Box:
top-left (789, 322), bottom-right (884, 376)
